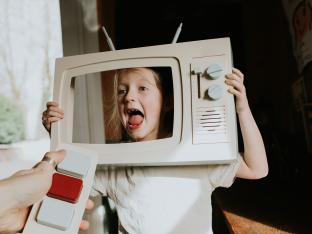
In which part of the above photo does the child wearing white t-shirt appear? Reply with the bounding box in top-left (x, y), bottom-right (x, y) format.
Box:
top-left (42, 67), bottom-right (268, 234)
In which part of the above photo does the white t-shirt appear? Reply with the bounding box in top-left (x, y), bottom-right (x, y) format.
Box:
top-left (91, 157), bottom-right (241, 234)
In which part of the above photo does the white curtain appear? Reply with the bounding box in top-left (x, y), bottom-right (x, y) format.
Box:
top-left (0, 0), bottom-right (63, 140)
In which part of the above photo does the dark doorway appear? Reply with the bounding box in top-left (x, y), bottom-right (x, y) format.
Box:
top-left (114, 0), bottom-right (245, 70)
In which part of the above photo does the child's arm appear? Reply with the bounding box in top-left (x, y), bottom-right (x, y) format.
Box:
top-left (225, 68), bottom-right (268, 179)
top-left (42, 101), bottom-right (64, 135)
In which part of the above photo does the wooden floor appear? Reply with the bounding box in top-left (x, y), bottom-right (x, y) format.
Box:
top-left (212, 175), bottom-right (312, 234)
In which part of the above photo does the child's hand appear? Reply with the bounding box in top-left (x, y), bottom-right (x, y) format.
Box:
top-left (42, 101), bottom-right (64, 133)
top-left (225, 68), bottom-right (249, 114)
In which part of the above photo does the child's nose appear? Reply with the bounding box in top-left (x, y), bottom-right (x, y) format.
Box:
top-left (125, 89), bottom-right (136, 102)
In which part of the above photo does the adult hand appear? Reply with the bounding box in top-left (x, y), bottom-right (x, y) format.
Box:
top-left (0, 150), bottom-right (93, 233)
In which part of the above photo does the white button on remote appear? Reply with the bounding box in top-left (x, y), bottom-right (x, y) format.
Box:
top-left (57, 150), bottom-right (91, 178)
top-left (37, 197), bottom-right (75, 231)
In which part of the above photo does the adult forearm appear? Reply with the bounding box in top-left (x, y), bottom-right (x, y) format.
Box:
top-left (0, 180), bottom-right (17, 215)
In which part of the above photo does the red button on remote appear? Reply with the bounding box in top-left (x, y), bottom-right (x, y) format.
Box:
top-left (48, 173), bottom-right (83, 203)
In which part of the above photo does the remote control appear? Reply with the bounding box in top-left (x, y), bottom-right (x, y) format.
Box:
top-left (21, 145), bottom-right (98, 234)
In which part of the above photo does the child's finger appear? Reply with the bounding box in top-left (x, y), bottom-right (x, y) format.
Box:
top-left (77, 200), bottom-right (94, 231)
top-left (46, 106), bottom-right (64, 115)
top-left (225, 73), bottom-right (243, 83)
top-left (227, 86), bottom-right (241, 97)
top-left (232, 68), bottom-right (244, 81)
top-left (85, 199), bottom-right (94, 210)
top-left (79, 220), bottom-right (90, 231)
top-left (225, 78), bottom-right (244, 93)
top-left (47, 116), bottom-right (62, 124)
top-left (46, 110), bottom-right (64, 119)
top-left (46, 101), bottom-right (59, 108)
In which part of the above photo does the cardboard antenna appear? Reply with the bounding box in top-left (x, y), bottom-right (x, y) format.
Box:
top-left (101, 26), bottom-right (116, 51)
top-left (171, 23), bottom-right (183, 43)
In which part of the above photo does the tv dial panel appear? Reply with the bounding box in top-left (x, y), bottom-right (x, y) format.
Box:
top-left (191, 55), bottom-right (232, 145)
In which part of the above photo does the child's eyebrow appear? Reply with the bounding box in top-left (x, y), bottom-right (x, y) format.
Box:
top-left (137, 77), bottom-right (156, 86)
top-left (117, 84), bottom-right (127, 88)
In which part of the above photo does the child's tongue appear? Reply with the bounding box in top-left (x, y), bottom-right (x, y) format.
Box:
top-left (128, 115), bottom-right (143, 127)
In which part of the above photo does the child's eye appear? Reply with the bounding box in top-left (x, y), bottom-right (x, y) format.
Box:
top-left (118, 89), bottom-right (127, 95)
top-left (139, 86), bottom-right (148, 91)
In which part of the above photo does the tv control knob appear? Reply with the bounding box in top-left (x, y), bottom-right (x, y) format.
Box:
top-left (206, 64), bottom-right (223, 80)
top-left (207, 84), bottom-right (223, 100)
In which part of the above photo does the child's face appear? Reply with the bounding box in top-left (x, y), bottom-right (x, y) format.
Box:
top-left (117, 68), bottom-right (163, 141)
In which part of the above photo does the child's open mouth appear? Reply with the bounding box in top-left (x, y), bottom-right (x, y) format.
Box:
top-left (127, 108), bottom-right (144, 129)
